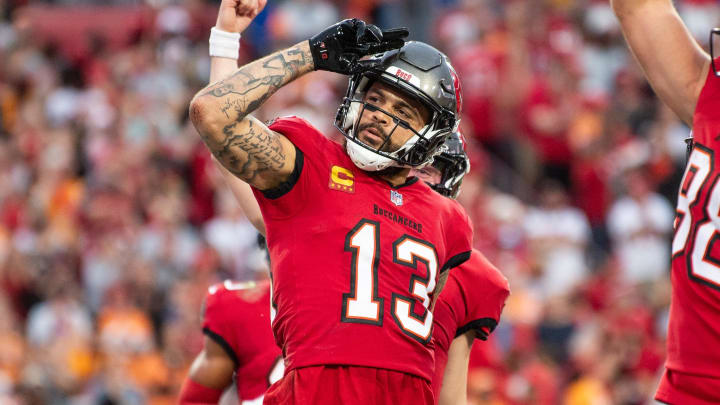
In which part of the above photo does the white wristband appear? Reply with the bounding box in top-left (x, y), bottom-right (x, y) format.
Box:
top-left (209, 27), bottom-right (241, 59)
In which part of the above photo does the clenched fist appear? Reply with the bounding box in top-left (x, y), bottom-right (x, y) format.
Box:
top-left (215, 0), bottom-right (267, 33)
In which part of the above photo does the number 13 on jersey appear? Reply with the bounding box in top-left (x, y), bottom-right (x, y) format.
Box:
top-left (673, 145), bottom-right (720, 290)
top-left (342, 219), bottom-right (438, 343)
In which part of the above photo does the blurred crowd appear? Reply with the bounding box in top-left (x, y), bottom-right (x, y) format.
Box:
top-left (0, 0), bottom-right (714, 404)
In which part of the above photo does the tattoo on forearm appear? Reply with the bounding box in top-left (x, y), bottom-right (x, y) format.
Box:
top-left (201, 44), bottom-right (311, 110)
top-left (192, 43), bottom-right (311, 184)
top-left (212, 120), bottom-right (287, 182)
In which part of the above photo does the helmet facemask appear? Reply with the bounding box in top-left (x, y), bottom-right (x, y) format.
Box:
top-left (429, 151), bottom-right (470, 198)
top-left (414, 131), bottom-right (470, 199)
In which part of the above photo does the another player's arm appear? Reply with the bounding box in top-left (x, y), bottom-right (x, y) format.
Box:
top-left (213, 157), bottom-right (266, 235)
top-left (207, 0), bottom-right (267, 235)
top-left (190, 43), bottom-right (313, 190)
top-left (437, 331), bottom-right (475, 405)
top-left (611, 0), bottom-right (710, 125)
top-left (178, 337), bottom-right (236, 404)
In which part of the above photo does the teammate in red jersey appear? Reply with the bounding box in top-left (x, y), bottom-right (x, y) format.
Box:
top-left (189, 1), bottom-right (471, 403)
top-left (412, 134), bottom-right (509, 405)
top-left (613, 1), bottom-right (720, 403)
top-left (431, 251), bottom-right (508, 405)
top-left (178, 230), bottom-right (282, 405)
top-left (178, 277), bottom-right (283, 405)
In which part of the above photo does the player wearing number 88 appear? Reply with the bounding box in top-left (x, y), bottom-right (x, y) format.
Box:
top-left (188, 2), bottom-right (471, 403)
top-left (612, 0), bottom-right (720, 403)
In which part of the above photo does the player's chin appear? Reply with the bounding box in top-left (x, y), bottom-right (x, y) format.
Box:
top-left (358, 133), bottom-right (384, 149)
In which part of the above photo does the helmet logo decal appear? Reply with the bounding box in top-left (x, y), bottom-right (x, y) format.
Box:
top-left (395, 69), bottom-right (413, 82)
top-left (387, 66), bottom-right (421, 87)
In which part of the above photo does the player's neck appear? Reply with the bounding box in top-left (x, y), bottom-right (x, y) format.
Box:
top-left (378, 167), bottom-right (412, 187)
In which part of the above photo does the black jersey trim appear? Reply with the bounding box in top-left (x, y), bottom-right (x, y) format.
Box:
top-left (455, 318), bottom-right (498, 341)
top-left (260, 145), bottom-right (304, 200)
top-left (203, 327), bottom-right (240, 367)
top-left (440, 250), bottom-right (471, 273)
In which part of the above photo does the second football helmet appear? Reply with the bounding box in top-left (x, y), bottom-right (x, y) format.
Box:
top-left (429, 131), bottom-right (470, 198)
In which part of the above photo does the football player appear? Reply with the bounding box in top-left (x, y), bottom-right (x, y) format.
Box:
top-left (188, 0), bottom-right (472, 403)
top-left (413, 134), bottom-right (509, 405)
top-left (178, 275), bottom-right (282, 405)
top-left (214, 130), bottom-right (508, 405)
top-left (612, 1), bottom-right (720, 403)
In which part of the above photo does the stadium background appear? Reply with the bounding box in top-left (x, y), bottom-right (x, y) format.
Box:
top-left (0, 0), bottom-right (711, 403)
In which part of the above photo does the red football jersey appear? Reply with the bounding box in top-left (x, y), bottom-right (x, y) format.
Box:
top-left (251, 117), bottom-right (473, 382)
top-left (202, 279), bottom-right (283, 403)
top-left (666, 61), bottom-right (720, 378)
top-left (430, 249), bottom-right (509, 399)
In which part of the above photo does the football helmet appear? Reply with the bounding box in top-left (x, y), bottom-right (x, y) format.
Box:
top-left (335, 41), bottom-right (462, 171)
top-left (429, 131), bottom-right (470, 198)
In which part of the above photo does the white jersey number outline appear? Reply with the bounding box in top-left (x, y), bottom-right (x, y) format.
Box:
top-left (672, 146), bottom-right (720, 289)
top-left (342, 219), bottom-right (438, 343)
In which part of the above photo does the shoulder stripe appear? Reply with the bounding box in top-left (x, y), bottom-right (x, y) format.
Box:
top-left (456, 317), bottom-right (498, 341)
top-left (261, 145), bottom-right (304, 200)
top-left (203, 327), bottom-right (240, 367)
top-left (440, 250), bottom-right (471, 273)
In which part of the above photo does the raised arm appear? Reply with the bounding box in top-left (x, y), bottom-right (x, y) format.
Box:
top-left (206, 0), bottom-right (267, 235)
top-left (612, 0), bottom-right (710, 126)
top-left (190, 42), bottom-right (311, 191)
top-left (190, 3), bottom-right (408, 191)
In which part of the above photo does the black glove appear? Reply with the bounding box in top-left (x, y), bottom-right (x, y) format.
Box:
top-left (309, 19), bottom-right (409, 75)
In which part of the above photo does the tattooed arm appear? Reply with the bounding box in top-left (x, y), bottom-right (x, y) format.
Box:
top-left (189, 41), bottom-right (314, 190)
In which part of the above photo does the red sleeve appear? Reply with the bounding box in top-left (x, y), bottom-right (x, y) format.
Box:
top-left (251, 116), bottom-right (337, 219)
top-left (434, 275), bottom-right (465, 350)
top-left (453, 250), bottom-right (510, 341)
top-left (439, 201), bottom-right (473, 273)
top-left (202, 284), bottom-right (240, 366)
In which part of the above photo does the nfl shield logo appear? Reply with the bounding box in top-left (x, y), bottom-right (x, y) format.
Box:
top-left (390, 190), bottom-right (403, 206)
